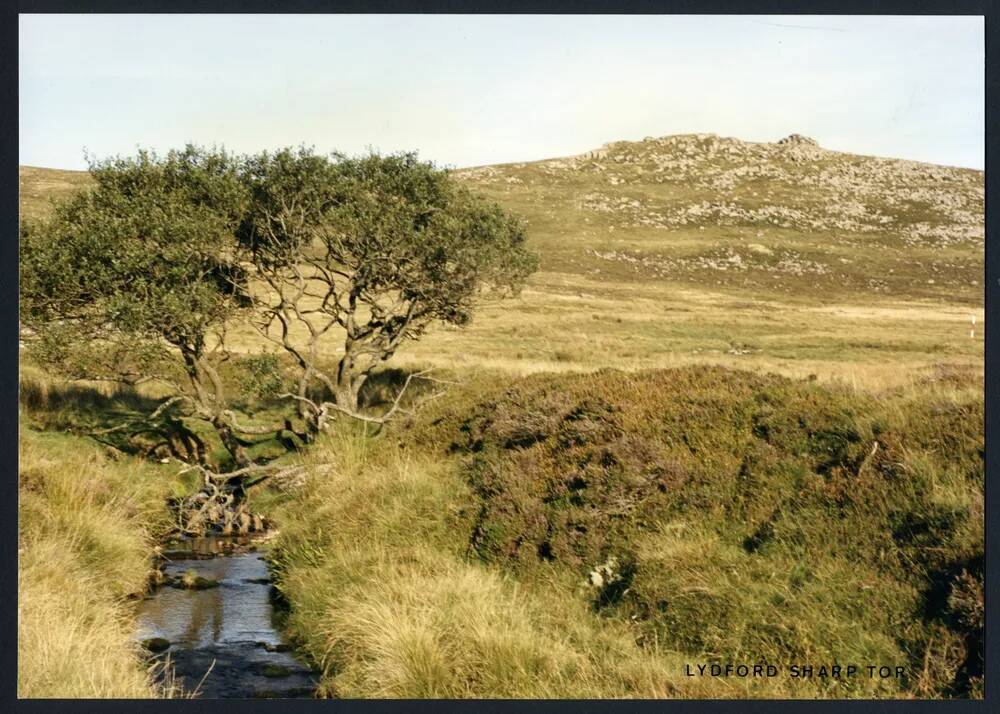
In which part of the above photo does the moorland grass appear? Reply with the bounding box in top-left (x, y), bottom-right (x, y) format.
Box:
top-left (269, 427), bottom-right (706, 698)
top-left (16, 136), bottom-right (984, 700)
top-left (269, 366), bottom-right (982, 699)
top-left (18, 420), bottom-right (185, 697)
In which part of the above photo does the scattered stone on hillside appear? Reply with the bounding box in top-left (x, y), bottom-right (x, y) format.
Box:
top-left (774, 134), bottom-right (828, 162)
top-left (588, 247), bottom-right (829, 278)
top-left (588, 556), bottom-right (624, 589)
top-left (453, 131), bottom-right (982, 295)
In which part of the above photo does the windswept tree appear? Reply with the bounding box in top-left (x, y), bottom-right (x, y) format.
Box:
top-left (21, 144), bottom-right (537, 532)
top-left (239, 148), bottom-right (538, 428)
top-left (20, 146), bottom-right (258, 466)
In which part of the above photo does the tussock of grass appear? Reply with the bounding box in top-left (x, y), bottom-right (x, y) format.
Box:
top-left (18, 426), bottom-right (181, 698)
top-left (270, 430), bottom-right (704, 698)
top-left (20, 541), bottom-right (155, 698)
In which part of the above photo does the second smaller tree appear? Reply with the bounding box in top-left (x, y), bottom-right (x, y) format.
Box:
top-left (20, 146), bottom-right (257, 466)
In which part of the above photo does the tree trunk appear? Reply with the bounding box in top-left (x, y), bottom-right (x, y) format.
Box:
top-left (212, 415), bottom-right (250, 468)
top-left (334, 381), bottom-right (360, 414)
top-left (179, 344), bottom-right (250, 469)
top-left (335, 346), bottom-right (364, 413)
top-left (296, 365), bottom-right (313, 420)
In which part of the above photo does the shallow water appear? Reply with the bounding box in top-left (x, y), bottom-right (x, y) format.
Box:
top-left (135, 535), bottom-right (317, 698)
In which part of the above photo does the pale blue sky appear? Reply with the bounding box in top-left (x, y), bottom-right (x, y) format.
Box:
top-left (20, 14), bottom-right (984, 170)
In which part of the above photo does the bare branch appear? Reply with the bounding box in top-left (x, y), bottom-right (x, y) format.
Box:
top-left (320, 368), bottom-right (445, 425)
top-left (178, 461), bottom-right (290, 483)
top-left (219, 409), bottom-right (284, 436)
top-left (149, 395), bottom-right (195, 421)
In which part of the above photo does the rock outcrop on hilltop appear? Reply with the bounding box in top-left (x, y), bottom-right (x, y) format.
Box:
top-left (453, 132), bottom-right (982, 300)
top-left (777, 133), bottom-right (819, 146)
top-left (456, 132), bottom-right (983, 250)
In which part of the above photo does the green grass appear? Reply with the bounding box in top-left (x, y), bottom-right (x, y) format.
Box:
top-left (269, 426), bottom-right (700, 698)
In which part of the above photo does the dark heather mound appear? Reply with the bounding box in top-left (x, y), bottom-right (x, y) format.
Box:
top-left (412, 366), bottom-right (983, 697)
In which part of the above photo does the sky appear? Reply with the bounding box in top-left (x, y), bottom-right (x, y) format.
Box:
top-left (19, 14), bottom-right (985, 171)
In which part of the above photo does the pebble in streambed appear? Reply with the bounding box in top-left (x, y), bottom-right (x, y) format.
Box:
top-left (135, 535), bottom-right (318, 699)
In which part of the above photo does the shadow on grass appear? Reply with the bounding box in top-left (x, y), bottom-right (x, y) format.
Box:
top-left (19, 364), bottom-right (447, 467)
top-left (359, 367), bottom-right (443, 412)
top-left (19, 373), bottom-right (223, 463)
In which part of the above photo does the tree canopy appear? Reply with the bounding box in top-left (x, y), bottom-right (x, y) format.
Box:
top-left (21, 144), bottom-right (538, 472)
top-left (22, 146), bottom-right (248, 346)
top-left (239, 148), bottom-right (538, 414)
top-left (21, 146), bottom-right (254, 464)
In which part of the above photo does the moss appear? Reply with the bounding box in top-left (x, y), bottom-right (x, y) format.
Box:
top-left (260, 664), bottom-right (292, 678)
top-left (173, 570), bottom-right (220, 590)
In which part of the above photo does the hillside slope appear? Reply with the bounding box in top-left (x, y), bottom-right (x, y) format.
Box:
top-left (18, 166), bottom-right (91, 222)
top-left (19, 133), bottom-right (984, 303)
top-left (270, 365), bottom-right (983, 698)
top-left (18, 134), bottom-right (984, 388)
top-left (453, 133), bottom-right (983, 304)
top-left (18, 137), bottom-right (984, 699)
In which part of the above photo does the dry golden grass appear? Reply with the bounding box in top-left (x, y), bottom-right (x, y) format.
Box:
top-left (19, 163), bottom-right (983, 392)
top-left (223, 269), bottom-right (983, 393)
top-left (19, 166), bottom-right (91, 222)
top-left (18, 394), bottom-right (182, 698)
top-left (19, 541), bottom-right (156, 698)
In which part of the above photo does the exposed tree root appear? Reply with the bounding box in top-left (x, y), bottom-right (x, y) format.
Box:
top-left (173, 462), bottom-right (314, 536)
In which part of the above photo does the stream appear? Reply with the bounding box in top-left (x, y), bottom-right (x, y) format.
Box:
top-left (134, 535), bottom-right (318, 698)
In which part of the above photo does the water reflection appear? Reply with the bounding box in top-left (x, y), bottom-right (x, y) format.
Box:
top-left (135, 536), bottom-right (316, 698)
